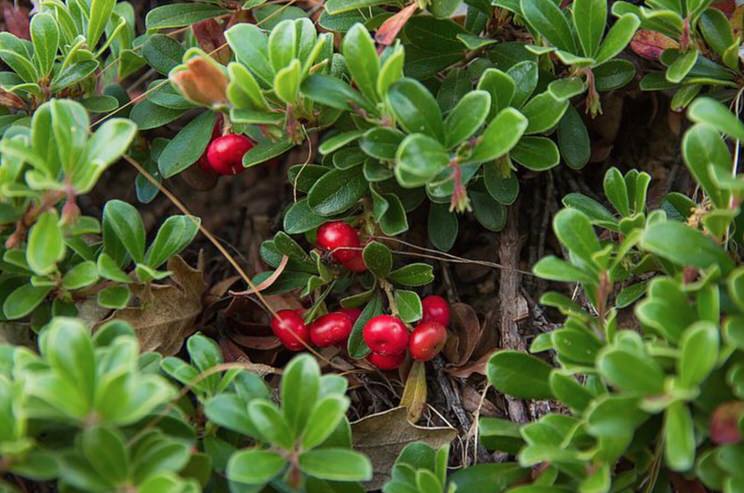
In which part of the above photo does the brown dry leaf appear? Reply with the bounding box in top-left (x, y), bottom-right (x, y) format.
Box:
top-left (445, 351), bottom-right (495, 378)
top-left (109, 255), bottom-right (206, 355)
top-left (352, 406), bottom-right (456, 490)
top-left (1, 2), bottom-right (30, 39)
top-left (399, 360), bottom-right (427, 422)
top-left (443, 303), bottom-right (482, 366)
top-left (193, 18), bottom-right (230, 64)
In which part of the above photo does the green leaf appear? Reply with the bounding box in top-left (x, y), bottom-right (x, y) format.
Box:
top-left (387, 78), bottom-right (445, 142)
top-left (521, 0), bottom-right (577, 52)
top-left (243, 139), bottom-right (295, 167)
top-left (597, 348), bottom-right (665, 395)
top-left (97, 285), bottom-right (131, 309)
top-left (204, 394), bottom-right (259, 436)
top-left (302, 74), bottom-right (369, 111)
top-left (678, 321), bottom-right (719, 388)
top-left (227, 449), bottom-right (285, 485)
top-left (557, 105), bottom-right (590, 170)
top-left (396, 134), bottom-right (450, 183)
top-left (307, 167), bottom-right (367, 216)
top-left (347, 293), bottom-right (384, 358)
top-left (508, 61), bottom-right (539, 108)
top-left (603, 167), bottom-right (630, 216)
top-left (3, 284), bottom-right (52, 319)
top-left (298, 448), bottom-right (372, 482)
top-left (395, 289), bottom-right (422, 323)
top-left (319, 130), bottom-right (366, 155)
top-left (484, 161), bottom-right (519, 205)
top-left (62, 261), bottom-right (99, 290)
top-left (428, 203), bottom-right (458, 252)
top-left (281, 354), bottom-right (320, 434)
top-left (641, 221), bottom-right (734, 274)
top-left (363, 241), bottom-right (392, 278)
top-left (468, 108), bottom-right (528, 164)
top-left (688, 97), bottom-right (744, 142)
top-left (487, 351), bottom-right (554, 399)
top-left (343, 23), bottom-right (380, 102)
top-left (444, 90), bottom-right (491, 149)
top-left (572, 0), bottom-right (606, 57)
top-left (301, 396), bottom-right (349, 449)
top-left (144, 216), bottom-right (200, 269)
top-left (225, 23), bottom-right (273, 86)
top-left (87, 0), bottom-right (115, 48)
top-left (283, 199), bottom-right (326, 234)
top-left (471, 191), bottom-right (507, 232)
top-left (388, 263), bottom-right (435, 287)
top-left (360, 128), bottom-right (404, 161)
top-left (27, 210), bottom-right (65, 276)
top-left (594, 14), bottom-right (640, 64)
top-left (552, 208), bottom-right (600, 265)
top-left (274, 59), bottom-right (301, 104)
top-left (521, 91), bottom-right (569, 134)
top-left (477, 68), bottom-right (516, 117)
top-left (511, 136), bottom-right (560, 171)
top-left (532, 256), bottom-right (596, 284)
top-left (682, 123), bottom-right (731, 208)
top-left (664, 402), bottom-right (695, 471)
top-left (82, 426), bottom-right (129, 484)
top-left (700, 8), bottom-right (735, 59)
top-left (103, 200), bottom-right (146, 263)
top-left (146, 3), bottom-right (229, 29)
top-left (268, 19), bottom-right (297, 72)
top-left (158, 111), bottom-right (216, 178)
top-left (0, 49), bottom-right (37, 83)
top-left (30, 13), bottom-right (59, 77)
top-left (666, 49), bottom-right (698, 84)
top-left (143, 35), bottom-right (186, 76)
top-left (248, 400), bottom-right (294, 449)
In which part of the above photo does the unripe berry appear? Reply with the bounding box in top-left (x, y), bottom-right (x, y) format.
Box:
top-left (408, 321), bottom-right (447, 361)
top-left (363, 315), bottom-right (409, 356)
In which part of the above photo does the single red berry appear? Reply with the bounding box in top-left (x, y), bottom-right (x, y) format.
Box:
top-left (309, 312), bottom-right (353, 347)
top-left (367, 351), bottom-right (405, 370)
top-left (421, 295), bottom-right (450, 327)
top-left (205, 134), bottom-right (254, 175)
top-left (363, 315), bottom-right (409, 356)
top-left (198, 116), bottom-right (224, 173)
top-left (316, 221), bottom-right (361, 264)
top-left (341, 253), bottom-right (367, 272)
top-left (271, 309), bottom-right (310, 351)
top-left (339, 307), bottom-right (362, 324)
top-left (409, 321), bottom-right (447, 361)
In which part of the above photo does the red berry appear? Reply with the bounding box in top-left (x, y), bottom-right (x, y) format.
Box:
top-left (421, 295), bottom-right (450, 327)
top-left (339, 307), bottom-right (362, 324)
top-left (271, 309), bottom-right (310, 351)
top-left (367, 351), bottom-right (405, 370)
top-left (205, 134), bottom-right (254, 175)
top-left (341, 253), bottom-right (367, 272)
top-left (198, 116), bottom-right (224, 173)
top-left (316, 221), bottom-right (361, 264)
top-left (309, 312), bottom-right (353, 347)
top-left (363, 315), bottom-right (409, 356)
top-left (409, 321), bottom-right (447, 361)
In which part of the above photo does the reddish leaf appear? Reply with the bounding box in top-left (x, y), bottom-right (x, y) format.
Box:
top-left (712, 0), bottom-right (735, 17)
top-left (710, 401), bottom-right (744, 444)
top-left (442, 303), bottom-right (483, 366)
top-left (375, 3), bottom-right (418, 47)
top-left (193, 18), bottom-right (230, 64)
top-left (630, 30), bottom-right (679, 61)
top-left (2, 1), bottom-right (30, 39)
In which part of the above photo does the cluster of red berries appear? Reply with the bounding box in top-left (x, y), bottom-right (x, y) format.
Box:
top-left (270, 307), bottom-right (361, 351)
top-left (316, 221), bottom-right (366, 272)
top-left (197, 118), bottom-right (255, 176)
top-left (364, 295), bottom-right (449, 369)
top-left (269, 295), bottom-right (450, 371)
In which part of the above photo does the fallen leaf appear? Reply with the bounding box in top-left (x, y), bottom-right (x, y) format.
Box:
top-left (630, 30), bottom-right (678, 61)
top-left (351, 406), bottom-right (456, 490)
top-left (375, 3), bottom-right (418, 47)
top-left (443, 303), bottom-right (482, 366)
top-left (446, 351), bottom-right (495, 378)
top-left (400, 360), bottom-right (427, 422)
top-left (219, 337), bottom-right (282, 376)
top-left (192, 18), bottom-right (230, 64)
top-left (230, 255), bottom-right (289, 296)
top-left (107, 254), bottom-right (206, 355)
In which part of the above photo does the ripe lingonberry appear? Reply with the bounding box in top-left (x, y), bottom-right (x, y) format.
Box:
top-left (409, 321), bottom-right (447, 361)
top-left (309, 312), bottom-right (353, 347)
top-left (363, 315), bottom-right (409, 356)
top-left (368, 351), bottom-right (405, 370)
top-left (204, 134), bottom-right (254, 175)
top-left (421, 295), bottom-right (451, 327)
top-left (316, 222), bottom-right (365, 271)
top-left (271, 309), bottom-right (309, 351)
top-left (340, 307), bottom-right (362, 324)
